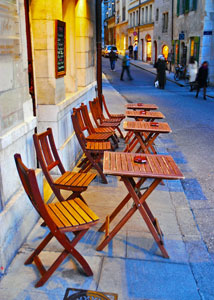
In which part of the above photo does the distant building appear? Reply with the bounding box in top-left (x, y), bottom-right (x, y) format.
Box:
top-left (153, 0), bottom-right (172, 63)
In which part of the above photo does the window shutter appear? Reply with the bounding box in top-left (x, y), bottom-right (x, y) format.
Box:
top-left (193, 0), bottom-right (197, 10)
top-left (185, 0), bottom-right (189, 13)
top-left (177, 0), bottom-right (180, 16)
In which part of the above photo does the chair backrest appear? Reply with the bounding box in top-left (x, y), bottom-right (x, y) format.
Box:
top-left (94, 97), bottom-right (105, 120)
top-left (14, 154), bottom-right (55, 230)
top-left (73, 107), bottom-right (88, 134)
top-left (101, 94), bottom-right (111, 118)
top-left (89, 99), bottom-right (102, 127)
top-left (33, 128), bottom-right (66, 189)
top-left (80, 103), bottom-right (96, 134)
top-left (71, 110), bottom-right (87, 150)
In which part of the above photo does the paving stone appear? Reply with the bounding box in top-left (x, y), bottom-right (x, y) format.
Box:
top-left (98, 257), bottom-right (201, 300)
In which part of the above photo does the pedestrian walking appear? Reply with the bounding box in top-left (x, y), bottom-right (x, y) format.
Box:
top-left (188, 56), bottom-right (198, 91)
top-left (195, 61), bottom-right (209, 100)
top-left (133, 43), bottom-right (138, 60)
top-left (120, 51), bottom-right (133, 81)
top-left (154, 55), bottom-right (166, 89)
top-left (109, 48), bottom-right (117, 71)
top-left (128, 44), bottom-right (133, 58)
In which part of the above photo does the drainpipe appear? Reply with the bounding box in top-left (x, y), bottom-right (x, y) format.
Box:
top-left (96, 0), bottom-right (102, 108)
top-left (171, 0), bottom-right (174, 42)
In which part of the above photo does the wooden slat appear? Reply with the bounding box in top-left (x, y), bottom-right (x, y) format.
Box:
top-left (74, 198), bottom-right (99, 221)
top-left (48, 203), bottom-right (73, 227)
top-left (55, 202), bottom-right (79, 226)
top-left (62, 201), bottom-right (86, 224)
top-left (46, 205), bottom-right (65, 228)
top-left (70, 201), bottom-right (93, 223)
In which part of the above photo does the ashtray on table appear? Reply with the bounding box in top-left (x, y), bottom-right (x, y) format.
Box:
top-left (134, 155), bottom-right (147, 164)
top-left (150, 122), bottom-right (159, 127)
top-left (137, 103), bottom-right (144, 106)
top-left (140, 110), bottom-right (146, 115)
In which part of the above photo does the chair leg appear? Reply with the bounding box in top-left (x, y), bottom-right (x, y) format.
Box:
top-left (85, 152), bottom-right (108, 184)
top-left (116, 127), bottom-right (124, 139)
top-left (25, 232), bottom-right (53, 265)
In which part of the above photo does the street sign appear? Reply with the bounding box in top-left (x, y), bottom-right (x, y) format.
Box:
top-left (203, 31), bottom-right (212, 35)
top-left (179, 33), bottom-right (185, 40)
top-left (133, 31), bottom-right (137, 36)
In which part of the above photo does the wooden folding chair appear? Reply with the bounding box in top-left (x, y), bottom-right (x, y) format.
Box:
top-left (89, 99), bottom-right (124, 139)
top-left (79, 103), bottom-right (118, 148)
top-left (14, 154), bottom-right (99, 287)
top-left (71, 110), bottom-right (111, 184)
top-left (101, 94), bottom-right (125, 121)
top-left (33, 128), bottom-right (96, 203)
top-left (74, 106), bottom-right (117, 149)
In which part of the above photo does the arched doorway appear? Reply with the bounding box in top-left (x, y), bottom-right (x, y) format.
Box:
top-left (154, 40), bottom-right (157, 62)
top-left (141, 39), bottom-right (144, 61)
top-left (145, 34), bottom-right (151, 61)
top-left (162, 45), bottom-right (169, 60)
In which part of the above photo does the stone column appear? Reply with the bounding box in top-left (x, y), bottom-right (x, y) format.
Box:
top-left (75, 0), bottom-right (96, 87)
top-left (30, 0), bottom-right (65, 104)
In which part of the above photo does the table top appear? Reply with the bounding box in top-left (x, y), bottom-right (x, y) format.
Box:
top-left (103, 152), bottom-right (184, 179)
top-left (123, 121), bottom-right (172, 133)
top-left (125, 103), bottom-right (158, 110)
top-left (125, 110), bottom-right (165, 119)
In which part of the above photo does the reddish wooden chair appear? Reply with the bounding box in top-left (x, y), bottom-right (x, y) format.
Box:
top-left (71, 110), bottom-right (111, 184)
top-left (14, 153), bottom-right (99, 288)
top-left (101, 94), bottom-right (125, 121)
top-left (79, 103), bottom-right (118, 148)
top-left (33, 128), bottom-right (96, 203)
top-left (74, 106), bottom-right (117, 149)
top-left (89, 98), bottom-right (124, 138)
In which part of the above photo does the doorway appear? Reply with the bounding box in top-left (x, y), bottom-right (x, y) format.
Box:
top-left (145, 34), bottom-right (151, 61)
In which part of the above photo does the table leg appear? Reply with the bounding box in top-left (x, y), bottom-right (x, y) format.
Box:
top-left (123, 177), bottom-right (169, 258)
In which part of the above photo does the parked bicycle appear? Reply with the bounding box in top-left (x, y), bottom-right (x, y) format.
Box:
top-left (174, 64), bottom-right (189, 82)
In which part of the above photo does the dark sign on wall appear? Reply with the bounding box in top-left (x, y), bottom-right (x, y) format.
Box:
top-left (55, 20), bottom-right (66, 78)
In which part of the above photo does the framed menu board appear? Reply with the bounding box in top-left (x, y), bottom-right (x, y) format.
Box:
top-left (55, 20), bottom-right (66, 78)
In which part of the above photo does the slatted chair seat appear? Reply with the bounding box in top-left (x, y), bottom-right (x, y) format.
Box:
top-left (33, 128), bottom-right (96, 203)
top-left (72, 110), bottom-right (111, 184)
top-left (14, 154), bottom-right (99, 288)
top-left (86, 141), bottom-right (111, 151)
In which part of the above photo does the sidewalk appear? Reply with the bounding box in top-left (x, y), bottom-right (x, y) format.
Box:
top-left (0, 77), bottom-right (214, 300)
top-left (125, 56), bottom-right (214, 99)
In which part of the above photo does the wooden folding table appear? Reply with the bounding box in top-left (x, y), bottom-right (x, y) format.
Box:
top-left (125, 110), bottom-right (165, 121)
top-left (123, 121), bottom-right (171, 153)
top-left (96, 152), bottom-right (184, 258)
top-left (126, 103), bottom-right (158, 111)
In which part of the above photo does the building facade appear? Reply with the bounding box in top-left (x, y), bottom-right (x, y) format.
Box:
top-left (0, 0), bottom-right (98, 274)
top-left (128, 0), bottom-right (154, 62)
top-left (174, 0), bottom-right (214, 83)
top-left (153, 0), bottom-right (172, 62)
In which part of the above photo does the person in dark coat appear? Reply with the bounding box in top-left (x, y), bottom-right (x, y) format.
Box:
top-left (195, 61), bottom-right (209, 100)
top-left (155, 55), bottom-right (166, 89)
top-left (109, 48), bottom-right (117, 71)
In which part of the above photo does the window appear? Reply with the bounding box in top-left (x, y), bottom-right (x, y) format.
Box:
top-left (122, 6), bottom-right (126, 21)
top-left (162, 12), bottom-right (168, 32)
top-left (130, 13), bottom-right (132, 27)
top-left (156, 8), bottom-right (159, 21)
top-left (141, 8), bottom-right (144, 24)
top-left (149, 5), bottom-right (152, 22)
top-left (145, 6), bottom-right (148, 23)
top-left (133, 12), bottom-right (135, 26)
top-left (136, 11), bottom-right (139, 25)
top-left (177, 0), bottom-right (197, 15)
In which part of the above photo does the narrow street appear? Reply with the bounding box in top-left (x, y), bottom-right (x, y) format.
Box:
top-left (102, 57), bottom-right (214, 260)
